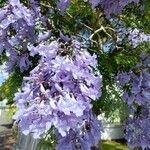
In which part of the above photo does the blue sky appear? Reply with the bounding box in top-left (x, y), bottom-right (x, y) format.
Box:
top-left (0, 76), bottom-right (6, 85)
top-left (0, 65), bottom-right (8, 85)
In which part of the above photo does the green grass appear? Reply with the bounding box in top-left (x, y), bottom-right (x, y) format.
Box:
top-left (102, 140), bottom-right (130, 150)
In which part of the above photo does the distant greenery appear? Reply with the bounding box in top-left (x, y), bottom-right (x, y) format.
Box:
top-left (0, 69), bottom-right (23, 104)
top-left (102, 140), bottom-right (130, 150)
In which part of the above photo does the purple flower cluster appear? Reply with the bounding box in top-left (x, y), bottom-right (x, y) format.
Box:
top-left (118, 70), bottom-right (150, 106)
top-left (0, 0), bottom-right (50, 72)
top-left (106, 19), bottom-right (150, 51)
top-left (125, 106), bottom-right (150, 149)
top-left (14, 40), bottom-right (102, 149)
top-left (56, 111), bottom-right (102, 150)
top-left (57, 0), bottom-right (70, 14)
top-left (117, 53), bottom-right (150, 149)
top-left (128, 28), bottom-right (150, 48)
top-left (86, 0), bottom-right (140, 17)
top-left (56, 0), bottom-right (139, 17)
top-left (117, 53), bottom-right (150, 106)
top-left (0, 0), bottom-right (36, 72)
top-left (99, 0), bottom-right (139, 17)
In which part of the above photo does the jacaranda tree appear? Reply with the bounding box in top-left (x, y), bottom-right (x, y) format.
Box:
top-left (0, 0), bottom-right (150, 149)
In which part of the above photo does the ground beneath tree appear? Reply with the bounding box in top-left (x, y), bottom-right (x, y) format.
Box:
top-left (0, 109), bottom-right (16, 150)
top-left (0, 110), bottom-right (129, 150)
top-left (0, 124), bottom-right (16, 150)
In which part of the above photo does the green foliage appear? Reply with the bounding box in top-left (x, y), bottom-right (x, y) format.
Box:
top-left (93, 82), bottom-right (128, 123)
top-left (102, 141), bottom-right (130, 150)
top-left (0, 69), bottom-right (23, 104)
top-left (0, 0), bottom-right (7, 6)
top-left (92, 45), bottom-right (141, 122)
top-left (123, 0), bottom-right (150, 33)
top-left (37, 128), bottom-right (57, 150)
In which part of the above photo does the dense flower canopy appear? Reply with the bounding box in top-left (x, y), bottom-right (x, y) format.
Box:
top-left (0, 0), bottom-right (50, 72)
top-left (117, 53), bottom-right (150, 149)
top-left (89, 0), bottom-right (140, 16)
top-left (0, 0), bottom-right (150, 150)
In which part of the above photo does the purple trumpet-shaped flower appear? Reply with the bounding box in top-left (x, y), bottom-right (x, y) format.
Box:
top-left (14, 40), bottom-right (102, 149)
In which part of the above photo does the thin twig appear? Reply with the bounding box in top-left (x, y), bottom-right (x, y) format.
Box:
top-left (40, 2), bottom-right (94, 31)
top-left (76, 34), bottom-right (98, 44)
top-left (40, 2), bottom-right (53, 9)
top-left (66, 12), bottom-right (93, 31)
top-left (90, 26), bottom-right (112, 40)
top-left (105, 26), bottom-right (116, 32)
